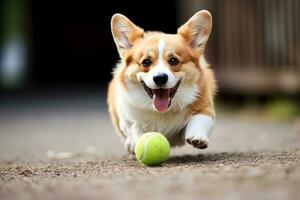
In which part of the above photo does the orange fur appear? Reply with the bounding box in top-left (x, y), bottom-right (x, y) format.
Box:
top-left (189, 67), bottom-right (216, 118)
top-left (107, 78), bottom-right (123, 137)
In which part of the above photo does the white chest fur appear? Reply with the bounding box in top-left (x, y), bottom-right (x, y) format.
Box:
top-left (114, 81), bottom-right (194, 147)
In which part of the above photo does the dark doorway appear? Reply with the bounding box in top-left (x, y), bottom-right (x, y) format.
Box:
top-left (29, 0), bottom-right (178, 88)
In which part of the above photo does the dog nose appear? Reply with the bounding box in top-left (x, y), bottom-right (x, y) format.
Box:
top-left (153, 73), bottom-right (168, 87)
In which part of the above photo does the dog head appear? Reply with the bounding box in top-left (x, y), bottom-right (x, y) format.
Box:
top-left (111, 10), bottom-right (212, 113)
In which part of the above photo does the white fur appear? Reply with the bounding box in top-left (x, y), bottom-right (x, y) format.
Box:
top-left (139, 40), bottom-right (177, 89)
top-left (158, 39), bottom-right (164, 59)
top-left (199, 55), bottom-right (208, 69)
top-left (185, 114), bottom-right (214, 145)
top-left (171, 84), bottom-right (199, 112)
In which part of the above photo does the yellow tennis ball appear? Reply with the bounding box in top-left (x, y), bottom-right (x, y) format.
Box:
top-left (135, 132), bottom-right (170, 166)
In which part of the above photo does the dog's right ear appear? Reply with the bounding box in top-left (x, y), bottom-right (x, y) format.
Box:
top-left (111, 14), bottom-right (144, 57)
top-left (177, 10), bottom-right (212, 56)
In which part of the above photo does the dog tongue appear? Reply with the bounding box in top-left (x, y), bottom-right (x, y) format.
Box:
top-left (152, 89), bottom-right (170, 112)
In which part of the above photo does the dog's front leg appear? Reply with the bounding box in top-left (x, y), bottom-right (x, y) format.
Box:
top-left (185, 114), bottom-right (214, 149)
top-left (124, 122), bottom-right (142, 155)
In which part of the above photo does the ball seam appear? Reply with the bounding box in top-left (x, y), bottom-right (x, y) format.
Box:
top-left (140, 134), bottom-right (157, 162)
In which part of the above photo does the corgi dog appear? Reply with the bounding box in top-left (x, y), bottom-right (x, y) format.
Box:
top-left (108, 10), bottom-right (216, 154)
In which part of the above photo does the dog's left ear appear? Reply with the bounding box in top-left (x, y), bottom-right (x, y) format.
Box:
top-left (177, 10), bottom-right (212, 54)
top-left (111, 14), bottom-right (144, 57)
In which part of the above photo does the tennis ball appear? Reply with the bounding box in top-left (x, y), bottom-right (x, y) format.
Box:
top-left (135, 132), bottom-right (170, 166)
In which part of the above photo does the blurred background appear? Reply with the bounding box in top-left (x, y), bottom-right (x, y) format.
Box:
top-left (0, 0), bottom-right (299, 161)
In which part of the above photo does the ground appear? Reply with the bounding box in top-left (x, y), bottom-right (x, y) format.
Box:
top-left (0, 88), bottom-right (300, 200)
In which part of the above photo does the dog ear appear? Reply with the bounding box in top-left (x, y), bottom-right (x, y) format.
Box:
top-left (177, 10), bottom-right (212, 54)
top-left (111, 14), bottom-right (144, 57)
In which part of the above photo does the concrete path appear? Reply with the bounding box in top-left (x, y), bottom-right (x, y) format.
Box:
top-left (0, 89), bottom-right (299, 200)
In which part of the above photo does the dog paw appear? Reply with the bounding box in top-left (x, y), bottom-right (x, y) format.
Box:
top-left (124, 138), bottom-right (135, 155)
top-left (186, 135), bottom-right (209, 149)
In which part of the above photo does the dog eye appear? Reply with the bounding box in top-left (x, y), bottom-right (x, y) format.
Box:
top-left (141, 59), bottom-right (152, 67)
top-left (168, 57), bottom-right (179, 66)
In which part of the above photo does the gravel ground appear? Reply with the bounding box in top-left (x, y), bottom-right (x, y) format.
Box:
top-left (0, 90), bottom-right (300, 200)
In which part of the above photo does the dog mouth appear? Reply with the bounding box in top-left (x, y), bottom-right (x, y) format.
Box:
top-left (141, 80), bottom-right (181, 112)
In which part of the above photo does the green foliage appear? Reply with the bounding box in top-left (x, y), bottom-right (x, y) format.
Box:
top-left (216, 96), bottom-right (299, 122)
top-left (264, 98), bottom-right (299, 121)
top-left (1, 0), bottom-right (25, 37)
